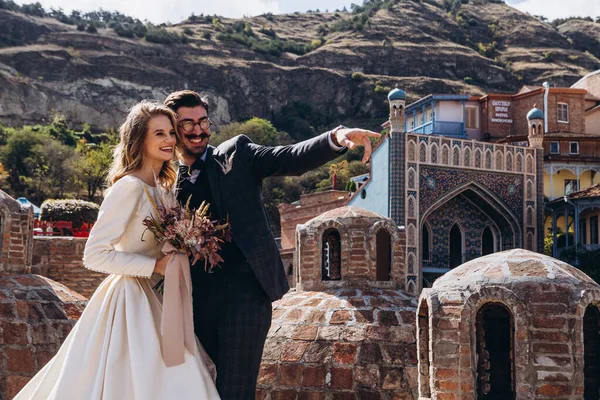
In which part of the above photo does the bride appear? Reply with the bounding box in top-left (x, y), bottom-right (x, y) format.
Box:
top-left (14, 101), bottom-right (220, 399)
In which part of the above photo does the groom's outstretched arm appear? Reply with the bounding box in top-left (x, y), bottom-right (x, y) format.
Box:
top-left (244, 127), bottom-right (380, 179)
top-left (245, 130), bottom-right (342, 179)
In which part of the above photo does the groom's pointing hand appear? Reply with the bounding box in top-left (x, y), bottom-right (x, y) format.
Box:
top-left (334, 128), bottom-right (381, 163)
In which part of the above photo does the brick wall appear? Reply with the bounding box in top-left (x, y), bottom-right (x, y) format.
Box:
top-left (481, 89), bottom-right (588, 140)
top-left (0, 194), bottom-right (35, 274)
top-left (31, 237), bottom-right (105, 299)
top-left (513, 93), bottom-right (544, 137)
top-left (278, 191), bottom-right (350, 253)
top-left (546, 92), bottom-right (586, 134)
top-left (0, 275), bottom-right (86, 400)
top-left (419, 251), bottom-right (600, 399)
top-left (296, 207), bottom-right (405, 292)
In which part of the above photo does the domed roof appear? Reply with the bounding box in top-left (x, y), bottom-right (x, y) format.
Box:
top-left (387, 88), bottom-right (406, 101)
top-left (258, 288), bottom-right (418, 396)
top-left (304, 206), bottom-right (387, 227)
top-left (527, 108), bottom-right (544, 120)
top-left (432, 249), bottom-right (598, 291)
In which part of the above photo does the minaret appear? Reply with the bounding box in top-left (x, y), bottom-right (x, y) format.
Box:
top-left (387, 88), bottom-right (407, 226)
top-left (388, 88), bottom-right (407, 136)
top-left (527, 107), bottom-right (544, 254)
top-left (527, 107), bottom-right (544, 149)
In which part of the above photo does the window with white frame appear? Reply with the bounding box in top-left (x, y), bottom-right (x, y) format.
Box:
top-left (557, 103), bottom-right (569, 123)
top-left (570, 141), bottom-right (579, 155)
top-left (550, 141), bottom-right (560, 154)
top-left (466, 107), bottom-right (478, 129)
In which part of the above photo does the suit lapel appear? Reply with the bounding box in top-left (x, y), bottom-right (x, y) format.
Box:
top-left (205, 146), bottom-right (225, 218)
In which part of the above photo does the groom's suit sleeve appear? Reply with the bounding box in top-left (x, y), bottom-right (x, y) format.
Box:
top-left (243, 130), bottom-right (347, 179)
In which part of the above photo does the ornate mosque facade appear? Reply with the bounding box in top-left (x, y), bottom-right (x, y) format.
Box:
top-left (349, 89), bottom-right (544, 291)
top-left (348, 69), bottom-right (600, 290)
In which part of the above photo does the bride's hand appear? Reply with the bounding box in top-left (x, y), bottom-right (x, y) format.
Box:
top-left (154, 255), bottom-right (170, 276)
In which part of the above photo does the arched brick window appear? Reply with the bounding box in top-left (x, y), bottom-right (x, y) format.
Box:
top-left (376, 229), bottom-right (392, 281)
top-left (584, 304), bottom-right (600, 399)
top-left (322, 229), bottom-right (341, 281)
top-left (476, 303), bottom-right (515, 399)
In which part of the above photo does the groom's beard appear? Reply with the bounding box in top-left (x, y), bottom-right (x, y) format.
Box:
top-left (182, 133), bottom-right (211, 158)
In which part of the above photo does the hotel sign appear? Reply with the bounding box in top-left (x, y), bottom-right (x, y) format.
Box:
top-left (491, 100), bottom-right (513, 124)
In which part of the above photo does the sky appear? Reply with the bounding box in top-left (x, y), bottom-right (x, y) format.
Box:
top-left (11, 0), bottom-right (600, 24)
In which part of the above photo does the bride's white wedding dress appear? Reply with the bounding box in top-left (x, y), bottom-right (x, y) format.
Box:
top-left (14, 175), bottom-right (220, 400)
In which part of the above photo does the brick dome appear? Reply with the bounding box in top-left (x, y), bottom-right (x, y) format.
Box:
top-left (432, 249), bottom-right (597, 290)
top-left (296, 206), bottom-right (410, 293)
top-left (418, 250), bottom-right (600, 399)
top-left (0, 274), bottom-right (87, 399)
top-left (257, 288), bottom-right (419, 399)
top-left (258, 205), bottom-right (418, 398)
top-left (307, 206), bottom-right (385, 225)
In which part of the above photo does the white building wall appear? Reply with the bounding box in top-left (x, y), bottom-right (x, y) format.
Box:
top-left (348, 138), bottom-right (389, 217)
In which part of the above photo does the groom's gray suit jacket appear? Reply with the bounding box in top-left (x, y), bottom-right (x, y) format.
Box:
top-left (202, 131), bottom-right (345, 301)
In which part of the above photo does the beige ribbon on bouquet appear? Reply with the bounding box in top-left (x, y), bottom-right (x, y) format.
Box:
top-left (160, 242), bottom-right (195, 367)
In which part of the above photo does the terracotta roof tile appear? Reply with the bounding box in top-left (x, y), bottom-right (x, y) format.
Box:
top-left (567, 183), bottom-right (600, 200)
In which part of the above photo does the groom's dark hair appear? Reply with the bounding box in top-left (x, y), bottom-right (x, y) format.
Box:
top-left (164, 90), bottom-right (210, 114)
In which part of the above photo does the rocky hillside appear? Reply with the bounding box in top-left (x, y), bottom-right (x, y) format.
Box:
top-left (0, 0), bottom-right (598, 138)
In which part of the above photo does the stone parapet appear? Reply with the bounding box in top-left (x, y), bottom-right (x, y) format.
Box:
top-left (32, 237), bottom-right (105, 299)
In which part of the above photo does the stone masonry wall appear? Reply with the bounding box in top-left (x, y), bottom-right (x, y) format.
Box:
top-left (32, 237), bottom-right (105, 299)
top-left (0, 202), bottom-right (34, 275)
top-left (0, 275), bottom-right (86, 400)
top-left (279, 191), bottom-right (350, 253)
top-left (297, 215), bottom-right (405, 292)
top-left (420, 250), bottom-right (600, 400)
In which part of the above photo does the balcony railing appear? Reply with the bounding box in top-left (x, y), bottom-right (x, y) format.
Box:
top-left (408, 121), bottom-right (465, 137)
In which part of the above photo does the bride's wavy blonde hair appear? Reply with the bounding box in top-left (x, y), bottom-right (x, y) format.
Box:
top-left (107, 100), bottom-right (179, 188)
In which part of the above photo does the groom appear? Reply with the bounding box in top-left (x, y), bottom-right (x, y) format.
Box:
top-left (165, 90), bottom-right (379, 399)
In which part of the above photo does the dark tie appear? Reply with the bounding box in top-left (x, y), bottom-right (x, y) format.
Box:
top-left (178, 158), bottom-right (204, 181)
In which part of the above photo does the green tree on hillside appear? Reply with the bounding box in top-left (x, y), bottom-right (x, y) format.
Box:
top-left (211, 117), bottom-right (292, 147)
top-left (25, 139), bottom-right (76, 199)
top-left (0, 127), bottom-right (48, 195)
top-left (45, 114), bottom-right (79, 146)
top-left (0, 128), bottom-right (77, 202)
top-left (73, 141), bottom-right (114, 200)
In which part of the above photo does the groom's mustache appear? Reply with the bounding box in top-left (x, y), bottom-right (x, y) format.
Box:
top-left (185, 133), bottom-right (211, 140)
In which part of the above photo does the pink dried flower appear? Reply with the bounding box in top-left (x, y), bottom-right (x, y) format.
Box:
top-left (142, 185), bottom-right (231, 273)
